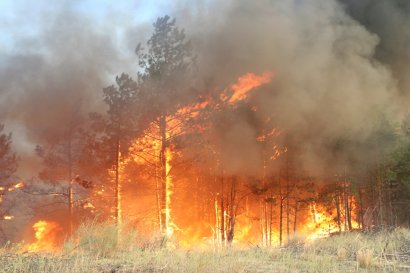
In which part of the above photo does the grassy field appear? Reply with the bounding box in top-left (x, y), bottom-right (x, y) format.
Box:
top-left (1, 224), bottom-right (409, 273)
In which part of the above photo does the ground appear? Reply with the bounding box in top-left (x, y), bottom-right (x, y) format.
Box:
top-left (1, 224), bottom-right (409, 273)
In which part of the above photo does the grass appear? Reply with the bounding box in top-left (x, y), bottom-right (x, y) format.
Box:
top-left (0, 223), bottom-right (409, 273)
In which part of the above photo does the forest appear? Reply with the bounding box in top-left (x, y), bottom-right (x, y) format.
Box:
top-left (0, 12), bottom-right (409, 252)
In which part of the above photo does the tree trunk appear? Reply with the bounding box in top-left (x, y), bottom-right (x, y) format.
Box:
top-left (114, 137), bottom-right (121, 226)
top-left (343, 172), bottom-right (349, 232)
top-left (227, 176), bottom-right (237, 244)
top-left (269, 189), bottom-right (273, 246)
top-left (67, 136), bottom-right (73, 235)
top-left (335, 191), bottom-right (342, 233)
top-left (279, 173), bottom-right (283, 246)
top-left (293, 185), bottom-right (298, 235)
top-left (358, 188), bottom-right (364, 229)
top-left (220, 175), bottom-right (225, 244)
top-left (159, 115), bottom-right (168, 235)
top-left (286, 155), bottom-right (290, 243)
top-left (155, 161), bottom-right (162, 231)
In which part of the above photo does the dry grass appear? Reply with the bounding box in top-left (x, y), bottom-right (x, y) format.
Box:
top-left (357, 248), bottom-right (373, 268)
top-left (1, 224), bottom-right (409, 273)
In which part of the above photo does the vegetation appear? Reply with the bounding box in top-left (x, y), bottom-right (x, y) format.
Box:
top-left (0, 223), bottom-right (409, 273)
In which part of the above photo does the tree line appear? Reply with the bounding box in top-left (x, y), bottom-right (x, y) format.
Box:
top-left (0, 15), bottom-right (409, 245)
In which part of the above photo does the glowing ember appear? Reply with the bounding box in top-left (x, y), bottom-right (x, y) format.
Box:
top-left (3, 215), bottom-right (13, 220)
top-left (7, 182), bottom-right (25, 192)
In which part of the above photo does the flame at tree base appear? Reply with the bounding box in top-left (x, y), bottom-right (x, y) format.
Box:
top-left (25, 220), bottom-right (62, 252)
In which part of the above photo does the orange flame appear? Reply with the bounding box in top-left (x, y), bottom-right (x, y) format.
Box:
top-left (26, 220), bottom-right (61, 252)
top-left (227, 71), bottom-right (273, 103)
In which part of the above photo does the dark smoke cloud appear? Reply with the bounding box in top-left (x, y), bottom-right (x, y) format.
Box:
top-left (176, 0), bottom-right (401, 175)
top-left (339, 0), bottom-right (410, 105)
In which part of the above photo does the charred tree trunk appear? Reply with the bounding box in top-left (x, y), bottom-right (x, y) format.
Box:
top-left (343, 172), bottom-right (349, 232)
top-left (335, 191), bottom-right (342, 233)
top-left (358, 188), bottom-right (364, 229)
top-left (226, 176), bottom-right (237, 244)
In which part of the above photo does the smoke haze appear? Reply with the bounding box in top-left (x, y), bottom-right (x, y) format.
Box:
top-left (0, 0), bottom-right (408, 177)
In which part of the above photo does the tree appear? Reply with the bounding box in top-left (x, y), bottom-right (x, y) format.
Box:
top-left (135, 15), bottom-right (195, 235)
top-left (35, 109), bottom-right (93, 234)
top-left (92, 73), bottom-right (142, 225)
top-left (0, 124), bottom-right (17, 183)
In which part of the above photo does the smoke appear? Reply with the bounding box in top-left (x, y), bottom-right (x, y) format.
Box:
top-left (0, 1), bottom-right (144, 176)
top-left (339, 0), bottom-right (410, 105)
top-left (0, 0), bottom-right (408, 244)
top-left (175, 0), bottom-right (402, 175)
top-left (0, 0), bottom-right (407, 177)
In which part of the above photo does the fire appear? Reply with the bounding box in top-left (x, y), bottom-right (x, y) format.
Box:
top-left (13, 182), bottom-right (24, 189)
top-left (227, 71), bottom-right (273, 103)
top-left (6, 181), bottom-right (25, 192)
top-left (26, 220), bottom-right (61, 252)
top-left (301, 201), bottom-right (360, 242)
top-left (165, 147), bottom-right (174, 237)
top-left (12, 71), bottom-right (365, 251)
top-left (3, 215), bottom-right (13, 220)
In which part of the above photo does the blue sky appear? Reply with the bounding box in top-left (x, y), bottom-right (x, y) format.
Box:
top-left (0, 0), bottom-right (177, 53)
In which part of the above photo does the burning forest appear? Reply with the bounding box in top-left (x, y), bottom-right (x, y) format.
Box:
top-left (0, 0), bottom-right (409, 258)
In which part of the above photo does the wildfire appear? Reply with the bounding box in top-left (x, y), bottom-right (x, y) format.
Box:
top-left (165, 147), bottom-right (174, 237)
top-left (4, 181), bottom-right (25, 192)
top-left (301, 202), bottom-right (360, 242)
top-left (26, 220), bottom-right (61, 252)
top-left (12, 71), bottom-right (364, 252)
top-left (227, 71), bottom-right (273, 103)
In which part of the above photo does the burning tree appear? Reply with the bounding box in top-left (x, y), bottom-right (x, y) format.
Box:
top-left (2, 7), bottom-right (409, 252)
top-left (90, 73), bottom-right (143, 225)
top-left (135, 15), bottom-right (196, 236)
top-left (35, 108), bottom-right (88, 234)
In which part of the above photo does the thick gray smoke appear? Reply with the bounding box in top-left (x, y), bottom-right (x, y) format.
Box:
top-left (177, 0), bottom-right (403, 175)
top-left (0, 2), bottom-right (142, 176)
top-left (0, 0), bottom-right (407, 176)
top-left (339, 0), bottom-right (410, 105)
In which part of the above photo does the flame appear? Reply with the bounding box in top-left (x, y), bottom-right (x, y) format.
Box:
top-left (165, 147), bottom-right (174, 237)
top-left (7, 181), bottom-right (25, 192)
top-left (13, 71), bottom-right (366, 250)
top-left (13, 182), bottom-right (24, 189)
top-left (226, 71), bottom-right (273, 103)
top-left (3, 215), bottom-right (13, 220)
top-left (301, 201), bottom-right (360, 242)
top-left (26, 220), bottom-right (61, 252)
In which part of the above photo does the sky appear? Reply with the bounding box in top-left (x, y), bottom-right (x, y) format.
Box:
top-left (0, 0), bottom-right (172, 53)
